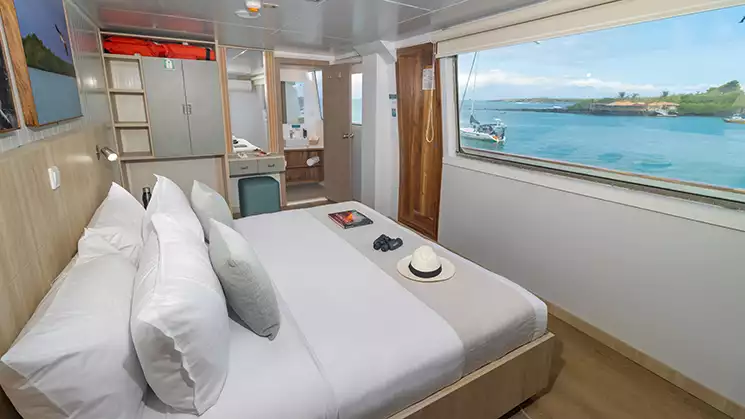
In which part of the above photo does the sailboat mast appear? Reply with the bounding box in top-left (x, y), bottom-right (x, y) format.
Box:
top-left (459, 52), bottom-right (478, 113)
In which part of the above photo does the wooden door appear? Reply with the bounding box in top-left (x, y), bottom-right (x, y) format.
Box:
top-left (396, 43), bottom-right (443, 240)
top-left (323, 64), bottom-right (353, 202)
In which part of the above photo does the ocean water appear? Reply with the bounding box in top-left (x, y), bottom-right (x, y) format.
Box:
top-left (352, 98), bottom-right (363, 124)
top-left (460, 101), bottom-right (745, 190)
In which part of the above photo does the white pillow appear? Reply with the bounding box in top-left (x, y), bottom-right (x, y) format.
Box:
top-left (142, 175), bottom-right (204, 242)
top-left (89, 182), bottom-right (144, 230)
top-left (78, 227), bottom-right (142, 266)
top-left (191, 181), bottom-right (233, 241)
top-left (131, 214), bottom-right (229, 414)
top-left (86, 182), bottom-right (145, 261)
top-left (0, 255), bottom-right (146, 419)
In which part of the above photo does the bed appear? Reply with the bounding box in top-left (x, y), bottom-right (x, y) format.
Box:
top-left (140, 202), bottom-right (553, 419)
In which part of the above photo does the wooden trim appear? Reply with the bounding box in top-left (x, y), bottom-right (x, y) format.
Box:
top-left (265, 51), bottom-right (281, 154)
top-left (217, 46), bottom-right (232, 197)
top-left (545, 301), bottom-right (745, 419)
top-left (264, 51), bottom-right (287, 206)
top-left (100, 30), bottom-right (215, 46)
top-left (0, 0), bottom-right (19, 133)
top-left (390, 333), bottom-right (555, 419)
top-left (0, 0), bottom-right (37, 126)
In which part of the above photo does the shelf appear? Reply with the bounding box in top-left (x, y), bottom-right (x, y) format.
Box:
top-left (115, 122), bottom-right (149, 128)
top-left (109, 88), bottom-right (144, 94)
top-left (119, 154), bottom-right (153, 162)
top-left (104, 53), bottom-right (141, 61)
top-left (120, 153), bottom-right (226, 163)
top-left (287, 164), bottom-right (323, 170)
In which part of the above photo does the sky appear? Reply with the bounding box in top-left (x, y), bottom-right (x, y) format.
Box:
top-left (458, 5), bottom-right (745, 101)
top-left (16, 0), bottom-right (73, 64)
top-left (352, 73), bottom-right (363, 99)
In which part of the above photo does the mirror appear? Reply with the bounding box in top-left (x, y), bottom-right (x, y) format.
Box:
top-left (282, 81), bottom-right (305, 124)
top-left (225, 48), bottom-right (269, 153)
top-left (280, 68), bottom-right (323, 148)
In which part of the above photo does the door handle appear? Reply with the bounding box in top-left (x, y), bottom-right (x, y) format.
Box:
top-left (342, 133), bottom-right (355, 139)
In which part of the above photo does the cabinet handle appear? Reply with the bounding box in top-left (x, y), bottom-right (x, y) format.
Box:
top-left (267, 163), bottom-right (275, 168)
top-left (182, 104), bottom-right (187, 114)
top-left (186, 104), bottom-right (193, 114)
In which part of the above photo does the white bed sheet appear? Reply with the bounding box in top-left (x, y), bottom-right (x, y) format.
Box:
top-left (234, 209), bottom-right (465, 419)
top-left (140, 296), bottom-right (336, 419)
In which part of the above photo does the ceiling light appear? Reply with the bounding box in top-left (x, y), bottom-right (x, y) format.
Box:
top-left (236, 0), bottom-right (262, 18)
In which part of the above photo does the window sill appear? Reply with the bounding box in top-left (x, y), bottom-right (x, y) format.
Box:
top-left (443, 154), bottom-right (745, 233)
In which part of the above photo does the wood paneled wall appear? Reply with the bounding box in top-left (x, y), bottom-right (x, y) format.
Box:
top-left (0, 126), bottom-right (114, 418)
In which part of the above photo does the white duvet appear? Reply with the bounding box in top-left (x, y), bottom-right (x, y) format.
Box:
top-left (142, 209), bottom-right (465, 419)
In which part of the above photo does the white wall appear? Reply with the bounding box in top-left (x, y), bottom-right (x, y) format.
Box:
top-left (360, 52), bottom-right (398, 218)
top-left (228, 79), bottom-right (268, 151)
top-left (439, 158), bottom-right (745, 406)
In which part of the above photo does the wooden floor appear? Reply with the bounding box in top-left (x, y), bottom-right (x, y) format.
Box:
top-left (286, 181), bottom-right (326, 203)
top-left (504, 315), bottom-right (728, 419)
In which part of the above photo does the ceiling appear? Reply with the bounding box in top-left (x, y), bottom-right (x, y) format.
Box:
top-left (72, 0), bottom-right (545, 56)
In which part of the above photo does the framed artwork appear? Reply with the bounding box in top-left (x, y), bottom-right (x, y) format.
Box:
top-left (0, 0), bottom-right (82, 126)
top-left (0, 28), bottom-right (19, 132)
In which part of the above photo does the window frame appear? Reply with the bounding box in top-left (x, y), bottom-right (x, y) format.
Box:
top-left (443, 2), bottom-right (745, 209)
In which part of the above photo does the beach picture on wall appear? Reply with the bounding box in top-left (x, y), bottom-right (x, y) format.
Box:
top-left (11, 0), bottom-right (82, 125)
top-left (0, 43), bottom-right (19, 131)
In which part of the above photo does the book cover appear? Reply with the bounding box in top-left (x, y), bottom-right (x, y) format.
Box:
top-left (328, 210), bottom-right (373, 229)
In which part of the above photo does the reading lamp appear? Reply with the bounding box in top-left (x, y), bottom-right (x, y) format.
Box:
top-left (96, 146), bottom-right (118, 162)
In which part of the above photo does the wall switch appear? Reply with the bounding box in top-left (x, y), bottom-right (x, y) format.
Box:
top-left (48, 166), bottom-right (60, 190)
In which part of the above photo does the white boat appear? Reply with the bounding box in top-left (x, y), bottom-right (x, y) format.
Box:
top-left (460, 115), bottom-right (506, 143)
top-left (723, 114), bottom-right (745, 124)
top-left (653, 109), bottom-right (678, 117)
top-left (459, 54), bottom-right (507, 144)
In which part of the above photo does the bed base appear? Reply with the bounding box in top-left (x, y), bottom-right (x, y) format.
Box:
top-left (390, 332), bottom-right (555, 419)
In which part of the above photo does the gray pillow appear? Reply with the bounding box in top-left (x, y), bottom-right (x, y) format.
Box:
top-left (208, 219), bottom-right (280, 340)
top-left (191, 181), bottom-right (233, 241)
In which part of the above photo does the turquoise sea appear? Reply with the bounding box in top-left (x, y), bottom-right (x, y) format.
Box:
top-left (460, 101), bottom-right (745, 190)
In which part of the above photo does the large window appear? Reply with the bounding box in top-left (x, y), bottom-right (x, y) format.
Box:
top-left (456, 5), bottom-right (745, 201)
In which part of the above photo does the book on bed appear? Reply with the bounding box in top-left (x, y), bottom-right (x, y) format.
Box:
top-left (328, 210), bottom-right (373, 229)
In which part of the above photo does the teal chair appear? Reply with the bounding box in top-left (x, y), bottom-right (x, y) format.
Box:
top-left (238, 176), bottom-right (281, 217)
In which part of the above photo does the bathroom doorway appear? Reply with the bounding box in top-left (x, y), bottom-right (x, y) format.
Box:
top-left (276, 59), bottom-right (357, 208)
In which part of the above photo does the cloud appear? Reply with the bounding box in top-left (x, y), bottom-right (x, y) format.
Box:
top-left (567, 78), bottom-right (658, 92)
top-left (459, 68), bottom-right (717, 96)
top-left (468, 69), bottom-right (553, 87)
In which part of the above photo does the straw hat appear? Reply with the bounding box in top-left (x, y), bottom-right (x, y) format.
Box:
top-left (396, 246), bottom-right (455, 283)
